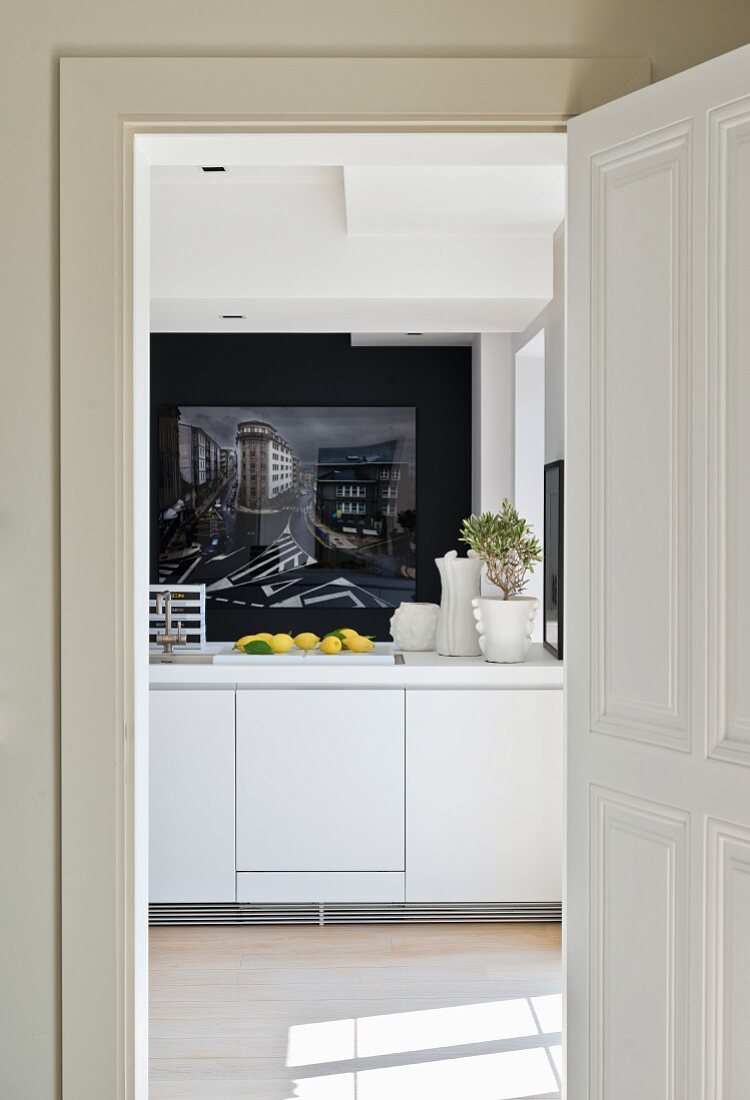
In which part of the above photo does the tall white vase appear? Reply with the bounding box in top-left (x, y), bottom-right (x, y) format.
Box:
top-left (435, 550), bottom-right (483, 656)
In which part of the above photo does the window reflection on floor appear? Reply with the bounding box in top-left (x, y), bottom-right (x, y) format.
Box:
top-left (287, 995), bottom-right (562, 1099)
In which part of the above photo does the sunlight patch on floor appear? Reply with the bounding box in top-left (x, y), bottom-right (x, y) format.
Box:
top-left (359, 1045), bottom-right (558, 1099)
top-left (287, 1017), bottom-right (356, 1067)
top-left (358, 997), bottom-right (541, 1058)
top-left (531, 994), bottom-right (563, 1034)
top-left (286, 994), bottom-right (562, 1098)
top-left (287, 996), bottom-right (552, 1065)
top-left (292, 1047), bottom-right (559, 1099)
top-left (293, 1072), bottom-right (356, 1099)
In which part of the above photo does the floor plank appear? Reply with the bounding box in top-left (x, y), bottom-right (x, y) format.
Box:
top-left (150, 922), bottom-right (561, 1099)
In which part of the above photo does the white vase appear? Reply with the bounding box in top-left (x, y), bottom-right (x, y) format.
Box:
top-left (472, 595), bottom-right (540, 664)
top-left (389, 602), bottom-right (440, 651)
top-left (435, 550), bottom-right (483, 656)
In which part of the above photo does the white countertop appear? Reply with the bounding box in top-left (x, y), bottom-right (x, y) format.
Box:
top-left (149, 643), bottom-right (563, 689)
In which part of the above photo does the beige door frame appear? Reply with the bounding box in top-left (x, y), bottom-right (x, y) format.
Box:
top-left (59, 54), bottom-right (649, 1098)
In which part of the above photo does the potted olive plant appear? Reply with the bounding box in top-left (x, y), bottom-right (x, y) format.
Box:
top-left (460, 499), bottom-right (543, 663)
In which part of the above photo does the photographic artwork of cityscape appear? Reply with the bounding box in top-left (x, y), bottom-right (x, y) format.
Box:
top-left (158, 406), bottom-right (416, 610)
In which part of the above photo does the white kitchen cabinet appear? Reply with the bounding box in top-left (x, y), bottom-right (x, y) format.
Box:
top-left (149, 688), bottom-right (236, 903)
top-left (149, 663), bottom-right (563, 909)
top-left (406, 689), bottom-right (562, 902)
top-left (235, 689), bottom-right (405, 878)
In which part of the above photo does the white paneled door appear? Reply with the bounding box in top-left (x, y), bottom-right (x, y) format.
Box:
top-left (567, 44), bottom-right (750, 1100)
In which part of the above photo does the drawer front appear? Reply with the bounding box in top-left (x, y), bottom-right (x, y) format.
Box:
top-left (237, 871), bottom-right (405, 903)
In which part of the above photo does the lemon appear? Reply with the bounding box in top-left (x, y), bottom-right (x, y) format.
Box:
top-left (293, 632), bottom-right (320, 651)
top-left (234, 632), bottom-right (274, 650)
top-left (269, 633), bottom-right (294, 653)
top-left (338, 628), bottom-right (358, 640)
top-left (320, 635), bottom-right (343, 655)
top-left (345, 635), bottom-right (375, 653)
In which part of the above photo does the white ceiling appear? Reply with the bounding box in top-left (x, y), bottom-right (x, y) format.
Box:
top-left (151, 299), bottom-right (551, 335)
top-left (343, 165), bottom-right (565, 237)
top-left (148, 132), bottom-right (565, 335)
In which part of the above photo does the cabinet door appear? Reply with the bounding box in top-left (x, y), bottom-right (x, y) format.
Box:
top-left (236, 689), bottom-right (404, 872)
top-left (406, 689), bottom-right (562, 902)
top-left (149, 688), bottom-right (236, 903)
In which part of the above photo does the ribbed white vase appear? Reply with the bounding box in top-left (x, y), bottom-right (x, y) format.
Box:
top-left (435, 550), bottom-right (483, 657)
top-left (472, 595), bottom-right (539, 664)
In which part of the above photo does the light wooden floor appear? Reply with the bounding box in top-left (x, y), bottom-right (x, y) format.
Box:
top-left (150, 922), bottom-right (562, 1099)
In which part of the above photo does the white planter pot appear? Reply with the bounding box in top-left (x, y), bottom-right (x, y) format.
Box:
top-left (389, 602), bottom-right (440, 651)
top-left (435, 550), bottom-right (483, 656)
top-left (472, 595), bottom-right (540, 664)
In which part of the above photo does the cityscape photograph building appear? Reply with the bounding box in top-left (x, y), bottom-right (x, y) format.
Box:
top-left (315, 440), bottom-right (408, 533)
top-left (236, 419), bottom-right (298, 511)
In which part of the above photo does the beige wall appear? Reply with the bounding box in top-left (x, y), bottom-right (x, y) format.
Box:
top-left (1, 2), bottom-right (748, 1095)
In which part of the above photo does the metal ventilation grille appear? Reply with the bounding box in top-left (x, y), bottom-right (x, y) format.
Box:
top-left (149, 902), bottom-right (562, 926)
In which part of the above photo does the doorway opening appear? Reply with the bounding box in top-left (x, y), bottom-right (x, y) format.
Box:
top-left (139, 130), bottom-right (565, 1098)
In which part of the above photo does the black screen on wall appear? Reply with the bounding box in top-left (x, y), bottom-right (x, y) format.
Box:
top-left (151, 334), bottom-right (472, 641)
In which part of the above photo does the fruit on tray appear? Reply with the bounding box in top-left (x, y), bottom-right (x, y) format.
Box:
top-left (324, 628), bottom-right (374, 650)
top-left (234, 632), bottom-right (273, 649)
top-left (233, 627), bottom-right (377, 655)
top-left (343, 635), bottom-right (375, 653)
top-left (235, 633), bottom-right (294, 655)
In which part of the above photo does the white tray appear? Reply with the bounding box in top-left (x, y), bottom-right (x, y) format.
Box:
top-left (214, 642), bottom-right (396, 666)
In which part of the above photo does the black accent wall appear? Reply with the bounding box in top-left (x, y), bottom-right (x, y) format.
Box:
top-left (151, 333), bottom-right (472, 641)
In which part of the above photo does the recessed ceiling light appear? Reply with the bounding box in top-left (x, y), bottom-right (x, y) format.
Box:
top-left (201, 166), bottom-right (226, 172)
top-left (220, 314), bottom-right (245, 319)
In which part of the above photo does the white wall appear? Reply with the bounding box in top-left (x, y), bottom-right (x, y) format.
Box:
top-left (510, 225), bottom-right (565, 638)
top-left (471, 333), bottom-right (517, 597)
top-left (514, 333), bottom-right (546, 638)
top-left (513, 222), bottom-right (565, 463)
top-left (3, 4), bottom-right (749, 1094)
top-left (472, 333), bottom-right (515, 515)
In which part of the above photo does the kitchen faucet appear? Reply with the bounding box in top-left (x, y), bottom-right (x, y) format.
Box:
top-left (155, 590), bottom-right (187, 655)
